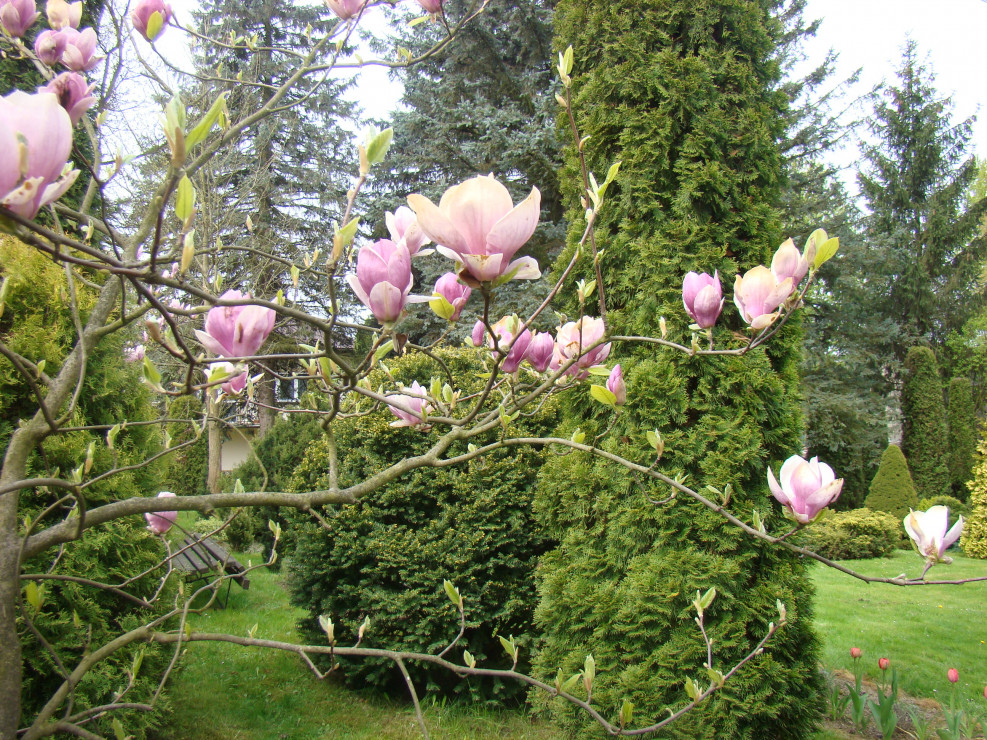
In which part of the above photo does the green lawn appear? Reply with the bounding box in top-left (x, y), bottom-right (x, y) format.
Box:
top-left (152, 559), bottom-right (556, 740)
top-left (154, 543), bottom-right (987, 738)
top-left (811, 550), bottom-right (987, 708)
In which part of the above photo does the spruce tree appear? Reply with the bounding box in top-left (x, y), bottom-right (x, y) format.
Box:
top-left (371, 0), bottom-right (563, 344)
top-left (858, 42), bottom-right (987, 365)
top-left (864, 444), bottom-right (919, 519)
top-left (532, 2), bottom-right (820, 737)
top-left (902, 346), bottom-right (950, 500)
top-left (947, 377), bottom-right (977, 499)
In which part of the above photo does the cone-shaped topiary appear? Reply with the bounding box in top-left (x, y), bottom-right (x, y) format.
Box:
top-left (960, 430), bottom-right (987, 559)
top-left (947, 377), bottom-right (977, 500)
top-left (864, 444), bottom-right (919, 519)
top-left (531, 2), bottom-right (821, 737)
top-left (902, 346), bottom-right (950, 500)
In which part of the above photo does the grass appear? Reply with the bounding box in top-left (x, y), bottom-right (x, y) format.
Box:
top-left (155, 534), bottom-right (987, 739)
top-left (151, 558), bottom-right (556, 740)
top-left (811, 550), bottom-right (987, 708)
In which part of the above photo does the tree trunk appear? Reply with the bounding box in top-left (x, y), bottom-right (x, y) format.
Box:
top-left (256, 372), bottom-right (276, 439)
top-left (207, 396), bottom-right (223, 494)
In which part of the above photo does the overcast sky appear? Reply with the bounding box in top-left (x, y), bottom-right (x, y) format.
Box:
top-left (801, 0), bottom-right (985, 162)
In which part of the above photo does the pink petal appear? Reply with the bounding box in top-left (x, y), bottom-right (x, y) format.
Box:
top-left (485, 186), bottom-right (540, 261)
top-left (407, 193), bottom-right (467, 254)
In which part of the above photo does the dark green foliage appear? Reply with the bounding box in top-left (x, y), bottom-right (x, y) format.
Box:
top-left (165, 395), bottom-right (208, 498)
top-left (916, 496), bottom-right (971, 523)
top-left (902, 347), bottom-right (950, 500)
top-left (795, 509), bottom-right (902, 560)
top-left (947, 377), bottom-right (977, 499)
top-left (864, 445), bottom-right (919, 520)
top-left (286, 349), bottom-right (556, 701)
top-left (225, 413), bottom-right (325, 561)
top-left (532, 3), bottom-right (822, 736)
top-left (372, 0), bottom-right (563, 344)
top-left (1, 236), bottom-right (173, 738)
top-left (858, 42), bottom-right (987, 362)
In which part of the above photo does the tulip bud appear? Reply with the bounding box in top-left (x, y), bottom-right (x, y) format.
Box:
top-left (878, 658), bottom-right (889, 671)
top-left (850, 647), bottom-right (861, 659)
top-left (948, 668), bottom-right (959, 684)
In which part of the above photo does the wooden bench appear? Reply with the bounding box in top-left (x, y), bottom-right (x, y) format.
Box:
top-left (170, 534), bottom-right (250, 607)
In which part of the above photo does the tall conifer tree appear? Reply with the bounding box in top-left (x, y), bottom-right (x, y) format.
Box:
top-left (532, 2), bottom-right (820, 737)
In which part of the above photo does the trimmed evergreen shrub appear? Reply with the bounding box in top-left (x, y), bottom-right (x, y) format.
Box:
top-left (864, 444), bottom-right (919, 519)
top-left (531, 3), bottom-right (822, 737)
top-left (165, 394), bottom-right (208, 498)
top-left (286, 348), bottom-right (556, 701)
top-left (902, 346), bottom-right (950, 499)
top-left (960, 432), bottom-right (987, 559)
top-left (947, 377), bottom-right (977, 500)
top-left (2, 235), bottom-right (174, 738)
top-left (796, 509), bottom-right (902, 560)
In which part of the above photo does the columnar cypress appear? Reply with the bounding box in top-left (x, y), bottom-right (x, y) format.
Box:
top-left (947, 377), bottom-right (977, 499)
top-left (532, 2), bottom-right (820, 737)
top-left (902, 347), bottom-right (950, 500)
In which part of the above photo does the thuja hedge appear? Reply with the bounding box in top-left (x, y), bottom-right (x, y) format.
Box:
top-left (2, 235), bottom-right (174, 738)
top-left (286, 347), bottom-right (557, 700)
top-left (902, 346), bottom-right (950, 500)
top-left (864, 444), bottom-right (919, 519)
top-left (795, 508), bottom-right (901, 560)
top-left (533, 1), bottom-right (821, 737)
top-left (961, 431), bottom-right (987, 559)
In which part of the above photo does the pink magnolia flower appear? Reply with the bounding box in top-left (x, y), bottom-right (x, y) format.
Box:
top-left (487, 315), bottom-right (531, 373)
top-left (850, 647), bottom-right (861, 659)
top-left (59, 27), bottom-right (102, 71)
top-left (606, 364), bottom-right (626, 406)
top-left (347, 239), bottom-right (426, 324)
top-left (0, 0), bottom-right (40, 37)
top-left (524, 331), bottom-right (555, 373)
top-left (145, 491), bottom-right (178, 535)
top-left (471, 319), bottom-right (486, 348)
top-left (767, 454), bottom-right (843, 524)
top-left (131, 0), bottom-right (171, 42)
top-left (386, 206), bottom-right (430, 256)
top-left (222, 371), bottom-right (247, 396)
top-left (46, 0), bottom-right (80, 29)
top-left (878, 658), bottom-right (889, 671)
top-left (551, 316), bottom-right (610, 377)
top-left (124, 344), bottom-right (145, 363)
top-left (34, 28), bottom-right (67, 65)
top-left (682, 271), bottom-right (723, 329)
top-left (0, 90), bottom-right (78, 220)
top-left (407, 174), bottom-right (541, 284)
top-left (430, 272), bottom-right (471, 322)
top-left (771, 237), bottom-right (814, 286)
top-left (903, 506), bottom-right (964, 565)
top-left (194, 290), bottom-right (276, 358)
top-left (948, 668), bottom-right (959, 684)
top-left (733, 265), bottom-right (793, 330)
top-left (415, 0), bottom-right (442, 12)
top-left (325, 0), bottom-right (365, 20)
top-left (387, 381), bottom-right (431, 428)
top-left (42, 72), bottom-right (95, 126)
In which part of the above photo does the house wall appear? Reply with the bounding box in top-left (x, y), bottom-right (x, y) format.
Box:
top-left (221, 427), bottom-right (257, 472)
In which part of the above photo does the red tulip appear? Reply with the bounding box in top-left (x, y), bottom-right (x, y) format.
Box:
top-left (878, 658), bottom-right (889, 671)
top-left (850, 647), bottom-right (861, 659)
top-left (948, 668), bottom-right (959, 684)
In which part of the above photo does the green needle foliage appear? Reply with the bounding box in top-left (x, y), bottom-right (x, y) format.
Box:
top-left (864, 444), bottom-right (919, 520)
top-left (946, 377), bottom-right (977, 499)
top-left (961, 431), bottom-right (987, 559)
top-left (902, 347), bottom-right (950, 500)
top-left (532, 2), bottom-right (821, 737)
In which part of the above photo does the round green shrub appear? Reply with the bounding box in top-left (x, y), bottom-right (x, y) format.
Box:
top-left (916, 495), bottom-right (971, 522)
top-left (285, 347), bottom-right (556, 701)
top-left (796, 508), bottom-right (902, 560)
top-left (865, 444), bottom-right (920, 519)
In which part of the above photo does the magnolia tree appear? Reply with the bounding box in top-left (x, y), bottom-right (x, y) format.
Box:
top-left (0, 0), bottom-right (980, 738)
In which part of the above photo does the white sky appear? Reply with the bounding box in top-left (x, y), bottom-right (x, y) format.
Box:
top-left (801, 0), bottom-right (986, 165)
